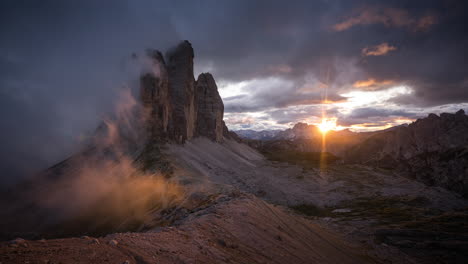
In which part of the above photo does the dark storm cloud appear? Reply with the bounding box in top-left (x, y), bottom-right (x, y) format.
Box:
top-left (348, 1), bottom-right (468, 106)
top-left (347, 107), bottom-right (417, 119)
top-left (191, 0), bottom-right (468, 110)
top-left (0, 0), bottom-right (182, 185)
top-left (268, 106), bottom-right (340, 125)
top-left (223, 77), bottom-right (346, 113)
top-left (224, 95), bottom-right (247, 101)
top-left (337, 107), bottom-right (421, 127)
top-left (1, 0), bottom-right (468, 184)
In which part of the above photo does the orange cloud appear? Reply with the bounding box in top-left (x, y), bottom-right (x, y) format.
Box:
top-left (333, 7), bottom-right (437, 32)
top-left (353, 78), bottom-right (394, 89)
top-left (362, 43), bottom-right (397, 56)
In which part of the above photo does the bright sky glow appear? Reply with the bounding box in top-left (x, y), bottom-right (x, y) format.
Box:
top-left (336, 86), bottom-right (413, 114)
top-left (217, 78), bottom-right (467, 132)
top-left (317, 117), bottom-right (337, 134)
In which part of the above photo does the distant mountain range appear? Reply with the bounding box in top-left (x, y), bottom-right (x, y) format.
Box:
top-left (234, 122), bottom-right (407, 141)
top-left (235, 122), bottom-right (380, 156)
top-left (234, 129), bottom-right (283, 140)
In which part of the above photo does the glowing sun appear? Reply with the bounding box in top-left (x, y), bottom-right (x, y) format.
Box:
top-left (318, 118), bottom-right (337, 134)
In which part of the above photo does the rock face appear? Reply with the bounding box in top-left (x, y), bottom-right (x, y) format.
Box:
top-left (274, 122), bottom-right (317, 140)
top-left (140, 50), bottom-right (171, 139)
top-left (165, 40), bottom-right (197, 143)
top-left (345, 110), bottom-right (468, 196)
top-left (195, 73), bottom-right (224, 142)
top-left (139, 40), bottom-right (229, 143)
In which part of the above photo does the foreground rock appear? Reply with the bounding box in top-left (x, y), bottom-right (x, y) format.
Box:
top-left (0, 194), bottom-right (375, 264)
top-left (166, 137), bottom-right (468, 263)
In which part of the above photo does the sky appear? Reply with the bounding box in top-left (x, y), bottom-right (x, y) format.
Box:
top-left (1, 0), bottom-right (468, 184)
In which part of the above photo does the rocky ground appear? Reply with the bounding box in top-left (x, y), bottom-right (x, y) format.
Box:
top-left (0, 192), bottom-right (375, 264)
top-left (166, 138), bottom-right (468, 263)
top-left (1, 138), bottom-right (467, 263)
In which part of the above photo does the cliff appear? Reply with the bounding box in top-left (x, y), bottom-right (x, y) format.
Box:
top-left (345, 109), bottom-right (468, 196)
top-left (140, 40), bottom-right (229, 143)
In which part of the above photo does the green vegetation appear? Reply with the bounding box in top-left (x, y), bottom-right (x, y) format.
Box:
top-left (291, 196), bottom-right (436, 226)
top-left (401, 209), bottom-right (468, 233)
top-left (136, 142), bottom-right (174, 176)
top-left (290, 204), bottom-right (331, 217)
top-left (263, 150), bottom-right (340, 170)
top-left (338, 197), bottom-right (417, 224)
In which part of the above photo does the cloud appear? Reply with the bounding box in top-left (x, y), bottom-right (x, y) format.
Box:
top-left (336, 107), bottom-right (419, 130)
top-left (347, 107), bottom-right (416, 119)
top-left (353, 78), bottom-right (394, 90)
top-left (362, 43), bottom-right (397, 56)
top-left (224, 94), bottom-right (247, 101)
top-left (220, 76), bottom-right (346, 113)
top-left (333, 7), bottom-right (437, 32)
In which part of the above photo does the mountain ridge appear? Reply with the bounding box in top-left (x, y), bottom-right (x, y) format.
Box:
top-left (345, 109), bottom-right (468, 196)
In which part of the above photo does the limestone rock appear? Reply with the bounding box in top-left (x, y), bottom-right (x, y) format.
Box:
top-left (195, 73), bottom-right (224, 142)
top-left (166, 40), bottom-right (197, 143)
top-left (134, 40), bottom-right (238, 144)
top-left (138, 40), bottom-right (235, 143)
top-left (140, 49), bottom-right (171, 139)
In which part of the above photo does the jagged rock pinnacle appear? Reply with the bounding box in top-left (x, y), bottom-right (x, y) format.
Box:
top-left (165, 40), bottom-right (196, 143)
top-left (195, 73), bottom-right (224, 142)
top-left (140, 49), bottom-right (171, 139)
top-left (140, 41), bottom-right (229, 143)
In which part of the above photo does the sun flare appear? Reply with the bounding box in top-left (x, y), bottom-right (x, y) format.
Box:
top-left (318, 117), bottom-right (337, 134)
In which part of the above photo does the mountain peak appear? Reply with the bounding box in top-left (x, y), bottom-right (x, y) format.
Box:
top-left (141, 41), bottom-right (229, 143)
top-left (292, 122), bottom-right (309, 130)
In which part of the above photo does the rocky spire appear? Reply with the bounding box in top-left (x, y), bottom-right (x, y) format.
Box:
top-left (140, 49), bottom-right (171, 139)
top-left (195, 73), bottom-right (224, 142)
top-left (139, 40), bottom-right (232, 143)
top-left (166, 40), bottom-right (197, 143)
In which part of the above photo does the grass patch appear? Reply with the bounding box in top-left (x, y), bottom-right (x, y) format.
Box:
top-left (263, 150), bottom-right (340, 170)
top-left (136, 142), bottom-right (173, 176)
top-left (401, 209), bottom-right (468, 233)
top-left (290, 204), bottom-right (331, 217)
top-left (331, 196), bottom-right (430, 224)
top-left (340, 197), bottom-right (414, 224)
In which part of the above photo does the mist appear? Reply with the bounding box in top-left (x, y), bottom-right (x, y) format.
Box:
top-left (0, 1), bottom-right (182, 186)
top-left (0, 83), bottom-right (187, 238)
